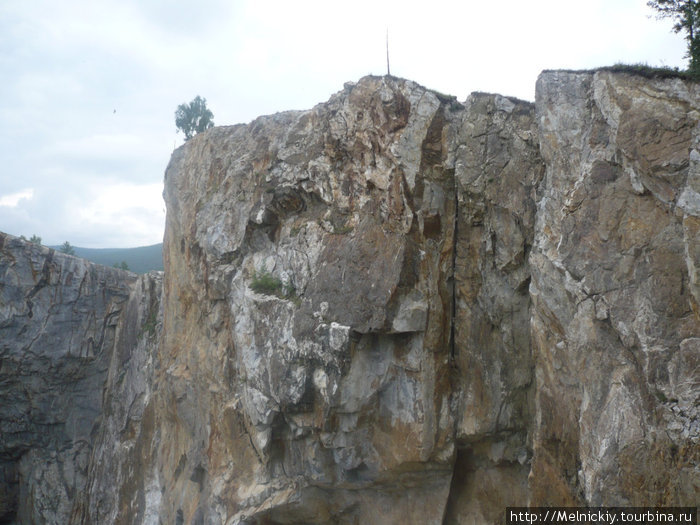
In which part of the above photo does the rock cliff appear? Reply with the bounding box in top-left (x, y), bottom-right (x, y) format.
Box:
top-left (0, 70), bottom-right (697, 524)
top-left (0, 235), bottom-right (162, 523)
top-left (531, 71), bottom-right (699, 506)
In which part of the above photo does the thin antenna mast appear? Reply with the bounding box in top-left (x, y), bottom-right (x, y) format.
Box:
top-left (386, 27), bottom-right (391, 76)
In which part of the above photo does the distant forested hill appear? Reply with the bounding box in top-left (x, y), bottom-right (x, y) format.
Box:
top-left (54, 243), bottom-right (164, 274)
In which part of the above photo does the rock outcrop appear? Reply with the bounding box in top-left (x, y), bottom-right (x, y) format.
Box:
top-left (530, 70), bottom-right (699, 506)
top-left (446, 92), bottom-right (543, 524)
top-left (152, 76), bottom-right (461, 525)
top-left (0, 234), bottom-right (162, 523)
top-left (0, 70), bottom-right (697, 524)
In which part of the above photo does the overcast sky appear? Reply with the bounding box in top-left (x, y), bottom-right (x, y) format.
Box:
top-left (0, 0), bottom-right (689, 248)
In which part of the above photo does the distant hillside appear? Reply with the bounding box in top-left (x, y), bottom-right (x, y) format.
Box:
top-left (54, 243), bottom-right (163, 274)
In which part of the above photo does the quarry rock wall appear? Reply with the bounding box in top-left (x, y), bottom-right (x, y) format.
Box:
top-left (0, 234), bottom-right (162, 524)
top-left (0, 70), bottom-right (697, 524)
top-left (530, 70), bottom-right (699, 506)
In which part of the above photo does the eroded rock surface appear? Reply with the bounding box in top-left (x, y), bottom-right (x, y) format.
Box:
top-left (530, 70), bottom-right (700, 506)
top-left (0, 71), bottom-right (698, 524)
top-left (78, 270), bottom-right (163, 524)
top-left (0, 233), bottom-right (159, 523)
top-left (445, 92), bottom-right (543, 524)
top-left (153, 76), bottom-right (460, 525)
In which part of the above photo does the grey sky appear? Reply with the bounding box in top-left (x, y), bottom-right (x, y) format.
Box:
top-left (0, 0), bottom-right (688, 247)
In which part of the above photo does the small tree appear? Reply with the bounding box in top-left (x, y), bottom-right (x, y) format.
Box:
top-left (59, 241), bottom-right (75, 255)
top-left (113, 261), bottom-right (130, 271)
top-left (29, 234), bottom-right (42, 245)
top-left (648, 0), bottom-right (700, 76)
top-left (175, 96), bottom-right (214, 141)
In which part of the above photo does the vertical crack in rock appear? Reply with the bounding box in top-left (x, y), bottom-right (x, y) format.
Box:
top-left (449, 158), bottom-right (459, 363)
top-left (443, 92), bottom-right (543, 524)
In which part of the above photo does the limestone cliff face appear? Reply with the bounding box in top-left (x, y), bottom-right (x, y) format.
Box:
top-left (0, 234), bottom-right (162, 524)
top-left (530, 71), bottom-right (699, 506)
top-left (154, 76), bottom-right (460, 524)
top-left (0, 71), bottom-right (697, 524)
top-left (446, 92), bottom-right (543, 523)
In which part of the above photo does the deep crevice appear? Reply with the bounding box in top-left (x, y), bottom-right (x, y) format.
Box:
top-left (449, 175), bottom-right (459, 361)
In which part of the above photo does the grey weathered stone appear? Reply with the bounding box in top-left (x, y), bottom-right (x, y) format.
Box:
top-left (530, 70), bottom-right (700, 506)
top-left (0, 234), bottom-right (136, 523)
top-left (445, 91), bottom-right (543, 524)
top-left (153, 76), bottom-right (459, 524)
top-left (78, 271), bottom-right (163, 524)
top-left (1, 70), bottom-right (698, 524)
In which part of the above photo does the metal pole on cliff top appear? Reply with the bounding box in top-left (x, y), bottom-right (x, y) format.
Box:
top-left (386, 27), bottom-right (391, 76)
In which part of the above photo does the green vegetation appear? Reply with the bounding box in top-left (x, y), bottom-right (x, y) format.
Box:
top-left (250, 269), bottom-right (298, 302)
top-left (49, 243), bottom-right (163, 273)
top-left (601, 63), bottom-right (692, 79)
top-left (175, 95), bottom-right (214, 141)
top-left (543, 63), bottom-right (697, 80)
top-left (250, 270), bottom-right (285, 295)
top-left (23, 236), bottom-right (160, 272)
top-left (648, 0), bottom-right (700, 78)
top-left (141, 309), bottom-right (158, 338)
top-left (59, 241), bottom-right (76, 255)
top-left (74, 244), bottom-right (163, 273)
top-left (19, 234), bottom-right (42, 244)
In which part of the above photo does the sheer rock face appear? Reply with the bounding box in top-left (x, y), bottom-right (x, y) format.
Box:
top-left (531, 71), bottom-right (700, 506)
top-left (445, 93), bottom-right (543, 524)
top-left (155, 76), bottom-right (461, 524)
top-left (1, 71), bottom-right (698, 524)
top-left (79, 271), bottom-right (163, 524)
top-left (0, 234), bottom-right (158, 524)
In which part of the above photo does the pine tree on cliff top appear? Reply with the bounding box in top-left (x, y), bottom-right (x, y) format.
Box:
top-left (175, 96), bottom-right (214, 141)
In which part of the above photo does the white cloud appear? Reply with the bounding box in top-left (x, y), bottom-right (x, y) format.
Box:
top-left (79, 182), bottom-right (164, 221)
top-left (73, 182), bottom-right (166, 247)
top-left (0, 189), bottom-right (34, 208)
